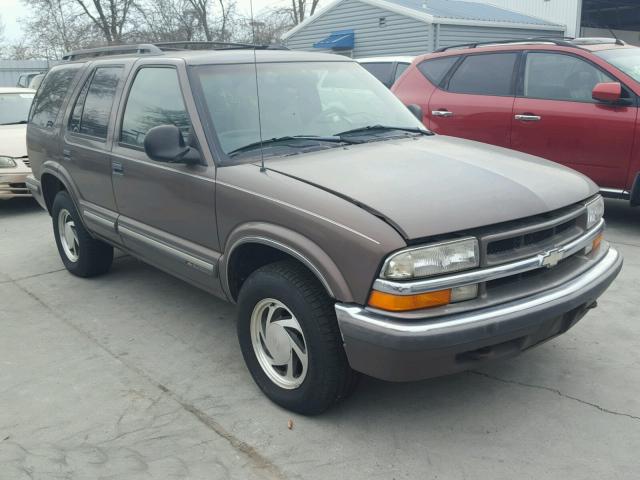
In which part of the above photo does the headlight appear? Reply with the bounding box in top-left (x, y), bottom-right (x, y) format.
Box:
top-left (381, 237), bottom-right (479, 280)
top-left (0, 156), bottom-right (17, 168)
top-left (586, 195), bottom-right (605, 229)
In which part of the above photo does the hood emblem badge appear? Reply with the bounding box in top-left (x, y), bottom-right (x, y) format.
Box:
top-left (541, 249), bottom-right (562, 269)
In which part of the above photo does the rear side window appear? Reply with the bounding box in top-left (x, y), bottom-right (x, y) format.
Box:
top-left (120, 68), bottom-right (190, 149)
top-left (523, 52), bottom-right (615, 102)
top-left (417, 56), bottom-right (458, 85)
top-left (447, 53), bottom-right (518, 96)
top-left (361, 62), bottom-right (395, 87)
top-left (394, 63), bottom-right (410, 83)
top-left (69, 67), bottom-right (122, 139)
top-left (30, 66), bottom-right (81, 128)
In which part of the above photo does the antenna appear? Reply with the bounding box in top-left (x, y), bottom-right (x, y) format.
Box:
top-left (249, 0), bottom-right (266, 172)
top-left (608, 26), bottom-right (624, 46)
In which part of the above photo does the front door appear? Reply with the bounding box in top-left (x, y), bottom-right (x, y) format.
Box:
top-left (511, 51), bottom-right (637, 189)
top-left (428, 52), bottom-right (519, 148)
top-left (111, 62), bottom-right (221, 294)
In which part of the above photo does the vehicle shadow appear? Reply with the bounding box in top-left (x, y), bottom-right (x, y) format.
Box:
top-left (603, 198), bottom-right (640, 246)
top-left (0, 197), bottom-right (42, 217)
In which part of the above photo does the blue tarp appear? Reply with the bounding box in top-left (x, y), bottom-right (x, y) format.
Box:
top-left (313, 30), bottom-right (355, 50)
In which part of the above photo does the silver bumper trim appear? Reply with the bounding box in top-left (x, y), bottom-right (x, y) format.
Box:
top-left (337, 247), bottom-right (619, 335)
top-left (373, 219), bottom-right (605, 295)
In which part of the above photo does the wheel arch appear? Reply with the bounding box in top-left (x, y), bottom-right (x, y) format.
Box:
top-left (221, 223), bottom-right (354, 303)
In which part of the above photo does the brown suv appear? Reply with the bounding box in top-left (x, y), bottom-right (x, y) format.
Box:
top-left (26, 43), bottom-right (622, 414)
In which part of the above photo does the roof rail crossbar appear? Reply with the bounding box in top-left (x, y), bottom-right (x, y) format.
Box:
top-left (62, 43), bottom-right (162, 61)
top-left (62, 41), bottom-right (289, 61)
top-left (154, 41), bottom-right (287, 50)
top-left (433, 37), bottom-right (578, 53)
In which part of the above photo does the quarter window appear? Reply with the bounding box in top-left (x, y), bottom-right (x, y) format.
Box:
top-left (447, 53), bottom-right (518, 96)
top-left (120, 68), bottom-right (190, 148)
top-left (417, 56), bottom-right (458, 86)
top-left (30, 66), bottom-right (81, 128)
top-left (394, 63), bottom-right (410, 83)
top-left (361, 62), bottom-right (395, 87)
top-left (523, 52), bottom-right (615, 102)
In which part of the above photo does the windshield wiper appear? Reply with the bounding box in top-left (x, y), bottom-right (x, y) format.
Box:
top-left (0, 120), bottom-right (28, 125)
top-left (335, 125), bottom-right (432, 138)
top-left (228, 135), bottom-right (348, 157)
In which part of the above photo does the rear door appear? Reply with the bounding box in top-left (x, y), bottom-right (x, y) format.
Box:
top-left (511, 51), bottom-right (637, 189)
top-left (111, 60), bottom-right (222, 294)
top-left (428, 52), bottom-right (520, 147)
top-left (63, 64), bottom-right (125, 243)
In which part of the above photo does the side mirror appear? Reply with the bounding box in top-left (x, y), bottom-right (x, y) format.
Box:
top-left (144, 125), bottom-right (201, 165)
top-left (592, 82), bottom-right (622, 103)
top-left (407, 104), bottom-right (423, 121)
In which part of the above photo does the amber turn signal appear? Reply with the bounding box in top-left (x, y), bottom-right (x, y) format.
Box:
top-left (368, 289), bottom-right (451, 312)
top-left (592, 233), bottom-right (603, 253)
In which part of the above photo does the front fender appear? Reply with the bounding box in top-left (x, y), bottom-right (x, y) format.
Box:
top-left (220, 222), bottom-right (354, 303)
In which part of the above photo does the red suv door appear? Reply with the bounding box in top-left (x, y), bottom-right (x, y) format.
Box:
top-left (511, 51), bottom-right (637, 189)
top-left (428, 52), bottom-right (519, 148)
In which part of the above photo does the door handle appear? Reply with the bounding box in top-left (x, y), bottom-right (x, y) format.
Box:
top-left (432, 110), bottom-right (454, 117)
top-left (112, 161), bottom-right (124, 175)
top-left (515, 114), bottom-right (541, 122)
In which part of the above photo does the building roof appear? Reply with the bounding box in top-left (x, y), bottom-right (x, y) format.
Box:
top-left (391, 0), bottom-right (559, 26)
top-left (283, 0), bottom-right (564, 40)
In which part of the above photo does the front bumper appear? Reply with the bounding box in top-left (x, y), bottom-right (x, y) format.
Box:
top-left (335, 247), bottom-right (622, 382)
top-left (0, 171), bottom-right (31, 198)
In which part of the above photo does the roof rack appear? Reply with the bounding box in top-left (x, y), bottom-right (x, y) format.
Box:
top-left (154, 41), bottom-right (288, 51)
top-left (433, 36), bottom-right (626, 53)
top-left (571, 37), bottom-right (625, 46)
top-left (62, 44), bottom-right (162, 61)
top-left (62, 41), bottom-right (288, 61)
top-left (433, 37), bottom-right (576, 53)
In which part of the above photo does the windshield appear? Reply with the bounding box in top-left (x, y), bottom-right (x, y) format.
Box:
top-left (595, 48), bottom-right (640, 82)
top-left (0, 92), bottom-right (35, 125)
top-left (192, 61), bottom-right (425, 159)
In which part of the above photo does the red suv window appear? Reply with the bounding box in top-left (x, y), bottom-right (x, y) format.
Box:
top-left (417, 56), bottom-right (459, 85)
top-left (447, 53), bottom-right (519, 96)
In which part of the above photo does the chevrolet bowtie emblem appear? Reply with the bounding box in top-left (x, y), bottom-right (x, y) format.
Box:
top-left (541, 249), bottom-right (562, 268)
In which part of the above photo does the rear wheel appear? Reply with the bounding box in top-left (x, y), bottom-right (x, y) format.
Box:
top-left (237, 260), bottom-right (358, 415)
top-left (52, 191), bottom-right (113, 277)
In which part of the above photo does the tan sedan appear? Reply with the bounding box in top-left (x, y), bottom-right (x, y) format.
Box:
top-left (0, 87), bottom-right (36, 199)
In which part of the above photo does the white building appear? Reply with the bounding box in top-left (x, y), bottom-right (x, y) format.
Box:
top-left (478, 1), bottom-right (640, 43)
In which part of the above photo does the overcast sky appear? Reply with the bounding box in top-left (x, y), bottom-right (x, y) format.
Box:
top-left (0, 0), bottom-right (310, 42)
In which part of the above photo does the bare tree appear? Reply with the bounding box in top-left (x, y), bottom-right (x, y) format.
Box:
top-left (20, 0), bottom-right (100, 59)
top-left (74, 0), bottom-right (135, 44)
top-left (132, 0), bottom-right (200, 42)
top-left (289, 0), bottom-right (320, 25)
top-left (186, 0), bottom-right (236, 41)
top-left (241, 8), bottom-right (294, 45)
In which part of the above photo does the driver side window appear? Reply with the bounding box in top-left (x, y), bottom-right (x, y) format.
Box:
top-left (120, 67), bottom-right (191, 149)
top-left (523, 53), bottom-right (615, 103)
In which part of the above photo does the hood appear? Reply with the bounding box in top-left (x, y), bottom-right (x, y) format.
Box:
top-left (0, 124), bottom-right (27, 158)
top-left (265, 135), bottom-right (598, 240)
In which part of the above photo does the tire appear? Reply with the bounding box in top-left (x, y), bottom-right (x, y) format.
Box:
top-left (52, 190), bottom-right (113, 277)
top-left (237, 260), bottom-right (359, 415)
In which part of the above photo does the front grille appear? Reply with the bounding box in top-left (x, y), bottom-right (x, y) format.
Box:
top-left (479, 204), bottom-right (587, 267)
top-left (21, 157), bottom-right (31, 167)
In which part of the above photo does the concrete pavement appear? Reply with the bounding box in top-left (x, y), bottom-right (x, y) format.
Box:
top-left (1, 198), bottom-right (638, 479)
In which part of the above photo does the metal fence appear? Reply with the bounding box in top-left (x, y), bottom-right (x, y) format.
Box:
top-left (0, 60), bottom-right (52, 87)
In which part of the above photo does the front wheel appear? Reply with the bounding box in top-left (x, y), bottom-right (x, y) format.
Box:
top-left (52, 191), bottom-right (113, 277)
top-left (237, 260), bottom-right (358, 415)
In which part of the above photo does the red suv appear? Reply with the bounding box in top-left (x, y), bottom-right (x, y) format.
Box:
top-left (392, 38), bottom-right (640, 205)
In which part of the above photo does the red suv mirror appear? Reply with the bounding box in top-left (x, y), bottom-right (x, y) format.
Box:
top-left (592, 82), bottom-right (622, 103)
